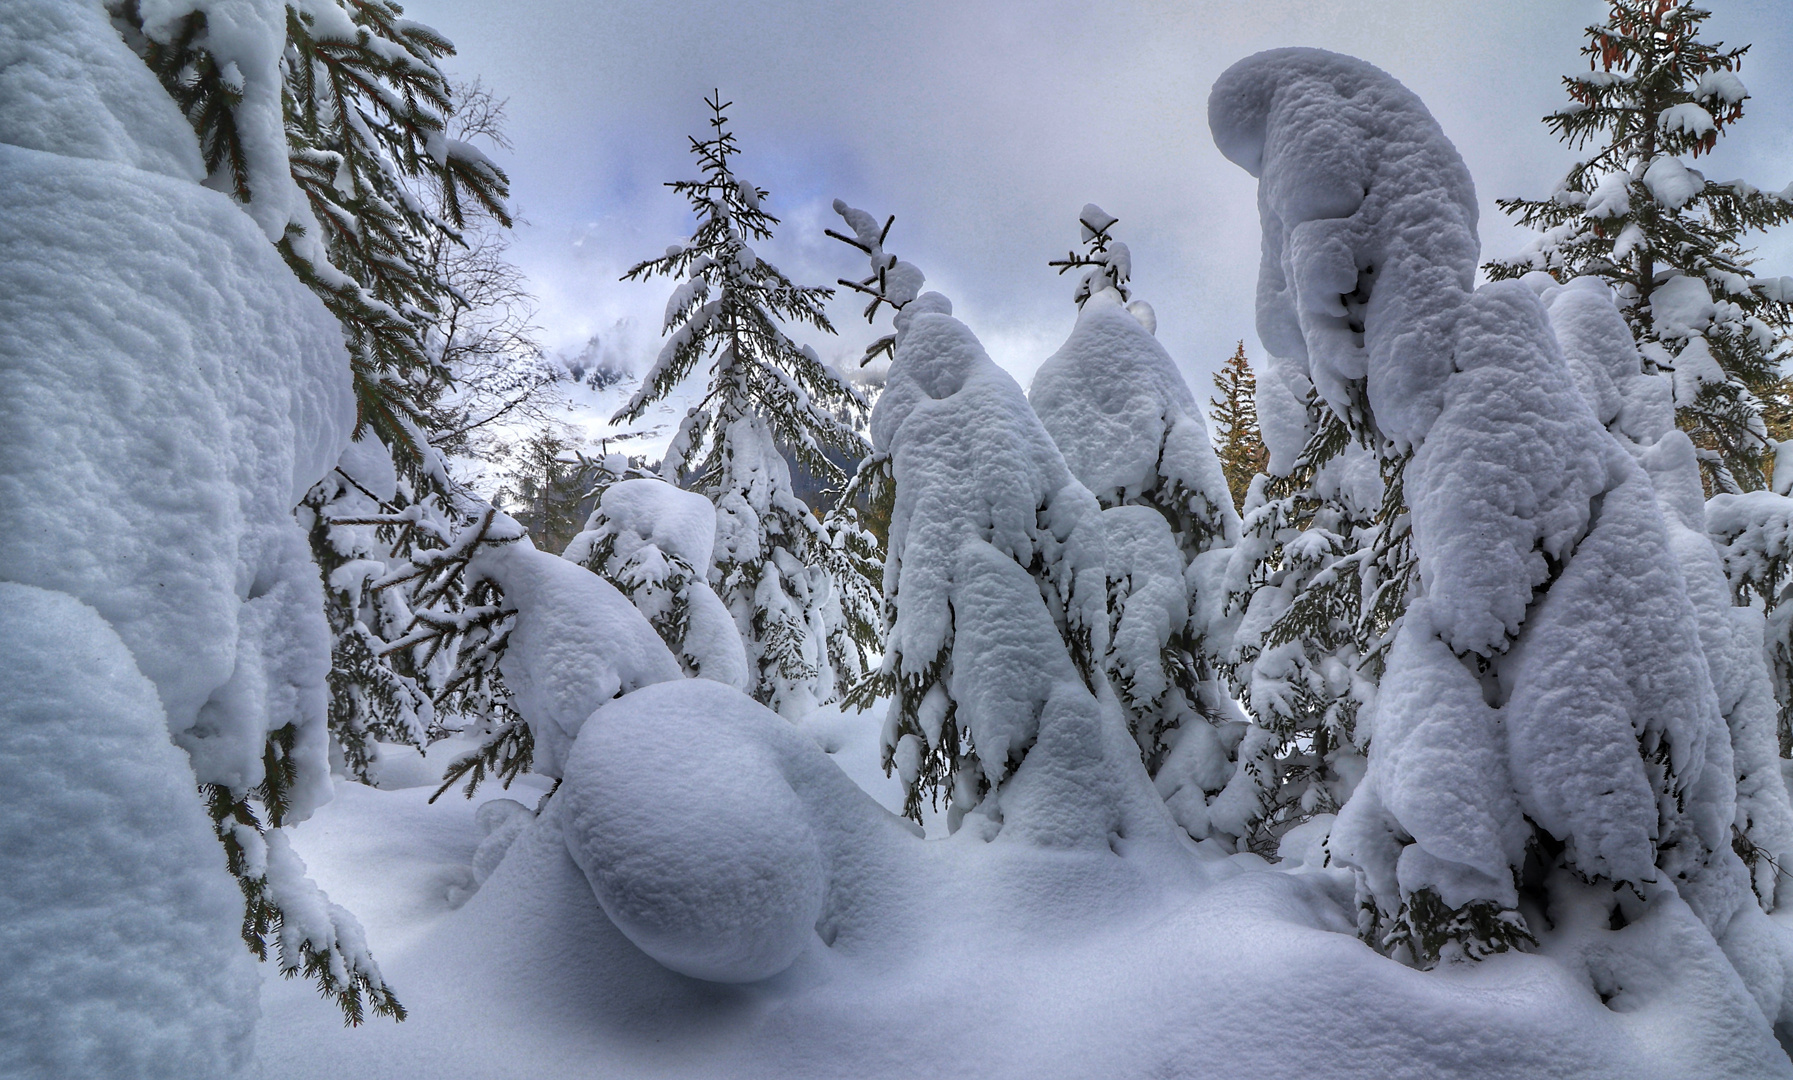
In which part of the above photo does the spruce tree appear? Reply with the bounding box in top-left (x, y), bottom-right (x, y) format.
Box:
top-left (1486, 0), bottom-right (1793, 493)
top-left (1216, 374), bottom-right (1396, 854)
top-left (1209, 342), bottom-right (1270, 512)
top-left (615, 93), bottom-right (872, 718)
top-left (1028, 206), bottom-right (1245, 841)
top-left (116, 0), bottom-right (520, 1021)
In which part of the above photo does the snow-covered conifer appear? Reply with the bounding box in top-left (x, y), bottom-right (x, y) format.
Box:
top-left (1212, 48), bottom-right (1772, 976)
top-left (1209, 342), bottom-right (1269, 511)
top-left (835, 205), bottom-right (1137, 835)
top-left (566, 475), bottom-right (750, 690)
top-left (1214, 363), bottom-right (1392, 854)
top-left (1027, 207), bottom-right (1244, 840)
top-left (1486, 0), bottom-right (1793, 494)
top-left (615, 93), bottom-right (870, 718)
top-left (105, 0), bottom-right (523, 1020)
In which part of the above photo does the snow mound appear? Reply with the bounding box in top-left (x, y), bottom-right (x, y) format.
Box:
top-left (0, 583), bottom-right (257, 1079)
top-left (468, 540), bottom-right (682, 778)
top-left (559, 680), bottom-right (907, 982)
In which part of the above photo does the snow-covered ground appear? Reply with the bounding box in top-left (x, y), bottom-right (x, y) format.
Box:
top-left (257, 698), bottom-right (1792, 1080)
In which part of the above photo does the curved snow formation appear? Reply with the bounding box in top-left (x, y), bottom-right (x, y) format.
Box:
top-left (468, 540), bottom-right (683, 778)
top-left (559, 680), bottom-right (911, 982)
top-left (1, 1), bottom-right (355, 1073)
top-left (1212, 44), bottom-right (1793, 1031)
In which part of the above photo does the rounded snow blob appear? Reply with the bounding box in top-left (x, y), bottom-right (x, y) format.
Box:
top-left (558, 681), bottom-right (827, 982)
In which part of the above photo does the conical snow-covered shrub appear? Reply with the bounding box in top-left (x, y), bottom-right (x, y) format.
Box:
top-left (566, 476), bottom-right (749, 691)
top-left (1211, 48), bottom-right (1792, 1007)
top-left (1028, 210), bottom-right (1244, 842)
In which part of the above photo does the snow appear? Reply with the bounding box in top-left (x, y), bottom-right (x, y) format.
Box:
top-left (1, 584), bottom-right (258, 1079)
top-left (1650, 272), bottom-right (1717, 340)
top-left (565, 477), bottom-right (749, 689)
top-left (251, 681), bottom-right (1793, 1079)
top-left (1657, 101), bottom-right (1717, 140)
top-left (872, 298), bottom-right (1151, 831)
top-left (466, 538), bottom-right (682, 777)
top-left (1209, 47), bottom-right (1480, 450)
top-left (1643, 155), bottom-right (1705, 211)
top-left (1029, 288), bottom-right (1237, 552)
top-left (1, 48), bottom-right (353, 818)
top-left (1698, 69), bottom-right (1749, 106)
top-left (1214, 50), bottom-right (1791, 1016)
top-left (0, 0), bottom-right (203, 180)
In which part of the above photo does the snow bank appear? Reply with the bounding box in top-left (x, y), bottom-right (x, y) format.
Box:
top-left (1, 0), bottom-right (354, 818)
top-left (467, 540), bottom-right (682, 778)
top-left (256, 680), bottom-right (1793, 1079)
top-left (0, 583), bottom-right (257, 1080)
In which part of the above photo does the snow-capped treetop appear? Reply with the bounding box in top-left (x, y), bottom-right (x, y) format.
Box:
top-left (1029, 289), bottom-right (1238, 557)
top-left (613, 93), bottom-right (864, 488)
top-left (567, 477), bottom-right (717, 571)
top-left (1485, 0), bottom-right (1793, 493)
top-left (828, 199), bottom-right (928, 366)
top-left (1048, 203), bottom-right (1132, 308)
top-left (1210, 47), bottom-right (1480, 450)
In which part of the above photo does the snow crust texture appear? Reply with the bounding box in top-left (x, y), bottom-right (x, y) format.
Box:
top-left (1214, 52), bottom-right (1793, 1039)
top-left (0, 583), bottom-right (257, 1080)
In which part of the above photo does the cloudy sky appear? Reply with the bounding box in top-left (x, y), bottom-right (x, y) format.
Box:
top-left (414, 0), bottom-right (1793, 414)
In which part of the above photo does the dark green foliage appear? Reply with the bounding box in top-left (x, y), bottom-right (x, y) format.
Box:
top-left (620, 93), bottom-right (877, 712)
top-left (1485, 0), bottom-right (1793, 493)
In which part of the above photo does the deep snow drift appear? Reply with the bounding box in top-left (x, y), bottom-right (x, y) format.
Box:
top-left (2, 2), bottom-right (355, 1075)
top-left (257, 685), bottom-right (1793, 1079)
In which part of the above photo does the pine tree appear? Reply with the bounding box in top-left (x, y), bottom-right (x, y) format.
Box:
top-left (1486, 0), bottom-right (1793, 493)
top-left (1216, 378), bottom-right (1395, 854)
top-left (1209, 342), bottom-right (1270, 512)
top-left (614, 93), bottom-right (872, 718)
top-left (833, 204), bottom-right (1112, 827)
top-left (1029, 206), bottom-right (1246, 842)
top-left (496, 427), bottom-right (591, 557)
top-left (565, 466), bottom-right (750, 690)
top-left (116, 0), bottom-right (521, 1022)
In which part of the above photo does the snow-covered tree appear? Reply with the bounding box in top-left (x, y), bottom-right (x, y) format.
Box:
top-left (1212, 47), bottom-right (1781, 977)
top-left (111, 0), bottom-right (527, 1020)
top-left (834, 205), bottom-right (1116, 830)
top-left (1215, 367), bottom-right (1393, 854)
top-left (1209, 342), bottom-right (1269, 511)
top-left (1026, 206), bottom-right (1245, 841)
top-left (1485, 0), bottom-right (1793, 494)
top-left (614, 93), bottom-right (870, 718)
top-left (565, 475), bottom-right (750, 690)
